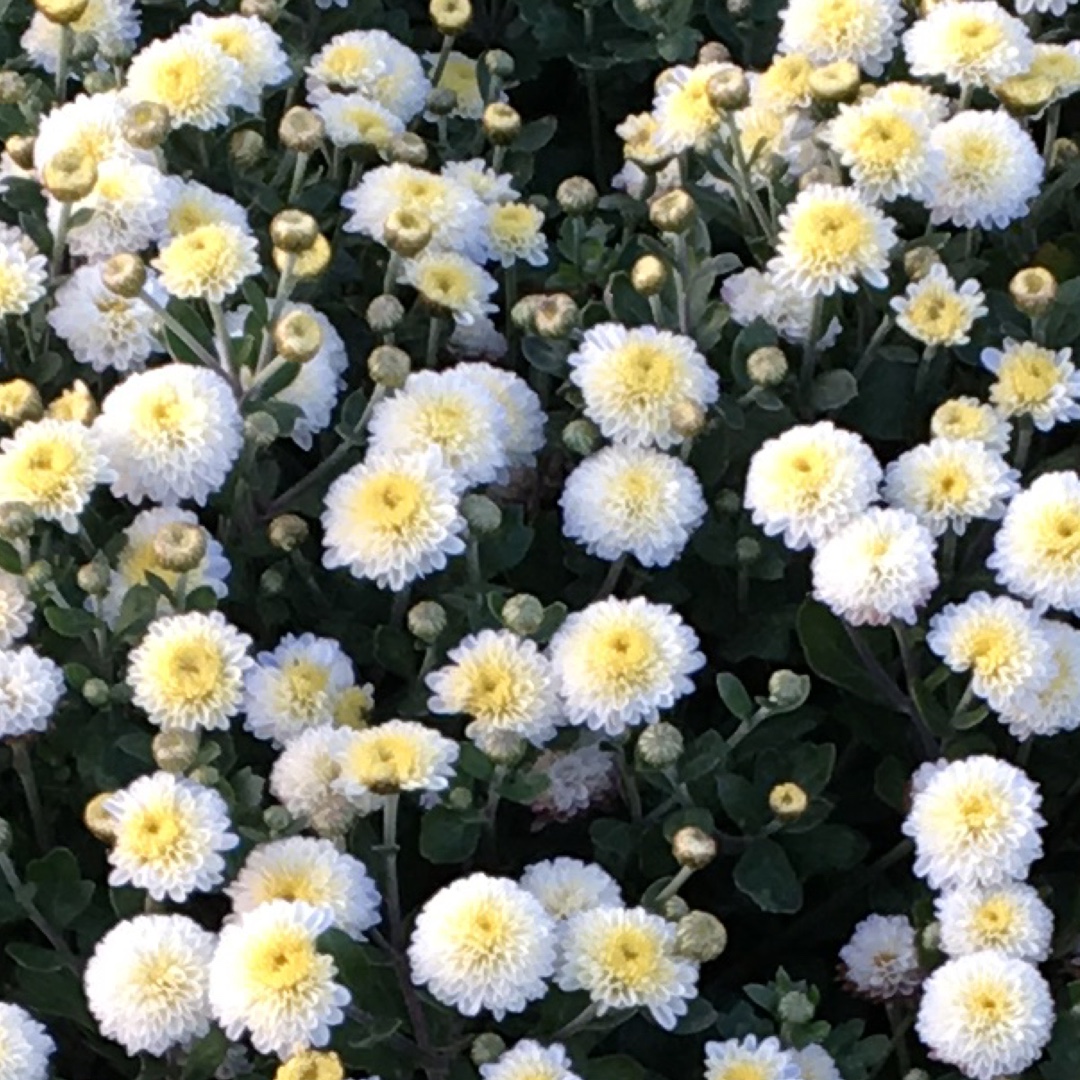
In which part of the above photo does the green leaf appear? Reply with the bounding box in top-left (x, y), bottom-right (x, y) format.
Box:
top-left (580, 1055), bottom-right (647, 1080)
top-left (498, 771), bottom-right (549, 804)
top-left (734, 838), bottom-right (803, 913)
top-left (796, 600), bottom-right (892, 707)
top-left (590, 817), bottom-right (636, 877)
top-left (6, 942), bottom-right (64, 971)
top-left (25, 848), bottom-right (95, 928)
top-left (811, 369), bottom-right (859, 412)
top-left (0, 538), bottom-right (21, 574)
top-left (661, 807), bottom-right (714, 842)
top-left (671, 996), bottom-right (719, 1034)
top-left (43, 605), bottom-right (98, 638)
top-left (419, 807), bottom-right (483, 864)
top-left (716, 673), bottom-right (754, 721)
top-left (182, 1028), bottom-right (230, 1080)
top-left (515, 116), bottom-right (558, 152)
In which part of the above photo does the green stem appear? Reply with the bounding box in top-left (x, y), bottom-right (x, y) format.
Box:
top-left (882, 1004), bottom-right (914, 1079)
top-left (892, 623), bottom-right (939, 759)
top-left (595, 553), bottom-right (627, 599)
top-left (939, 528), bottom-right (957, 581)
top-left (582, 7), bottom-right (604, 186)
top-left (615, 740), bottom-right (643, 823)
top-left (672, 233), bottom-right (691, 336)
top-left (207, 301), bottom-right (233, 376)
top-left (799, 294), bottom-right (825, 406)
top-left (49, 202), bottom-right (71, 281)
top-left (654, 864), bottom-right (695, 906)
top-left (1014, 417), bottom-right (1034, 472)
top-left (551, 1000), bottom-right (602, 1041)
top-left (255, 254), bottom-right (297, 374)
top-left (138, 290), bottom-right (221, 371)
top-left (11, 741), bottom-right (49, 852)
top-left (425, 314), bottom-right (443, 369)
top-left (1043, 101), bottom-right (1061, 167)
top-left (55, 24), bottom-right (72, 102)
top-left (853, 314), bottom-right (892, 380)
top-left (287, 151), bottom-right (310, 202)
top-left (0, 853), bottom-right (79, 971)
top-left (381, 794), bottom-right (402, 946)
top-left (430, 34), bottom-right (455, 88)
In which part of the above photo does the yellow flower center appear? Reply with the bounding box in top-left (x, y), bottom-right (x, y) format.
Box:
top-left (120, 538), bottom-right (180, 589)
top-left (438, 57), bottom-right (480, 104)
top-left (757, 54), bottom-right (812, 108)
top-left (278, 659), bottom-right (332, 719)
top-left (585, 622), bottom-right (657, 695)
top-left (320, 43), bottom-right (372, 86)
top-left (0, 261), bottom-right (30, 311)
top-left (11, 437), bottom-right (77, 500)
top-left (790, 201), bottom-right (875, 272)
top-left (963, 978), bottom-right (1011, 1033)
top-left (153, 54), bottom-right (213, 112)
top-left (665, 71), bottom-right (721, 137)
top-left (448, 899), bottom-right (515, 963)
top-left (951, 133), bottom-right (1000, 179)
top-left (1032, 506), bottom-right (1080, 567)
top-left (944, 14), bottom-right (1005, 67)
top-left (932, 401), bottom-right (989, 441)
top-left (954, 789), bottom-right (1006, 839)
top-left (598, 925), bottom-right (663, 990)
top-left (490, 204), bottom-right (538, 245)
top-left (995, 348), bottom-right (1060, 409)
top-left (610, 342), bottom-right (678, 405)
top-left (963, 624), bottom-right (1015, 680)
top-left (925, 461), bottom-right (972, 511)
top-left (809, 0), bottom-right (861, 43)
top-left (248, 927), bottom-right (320, 992)
top-left (122, 801), bottom-right (187, 863)
top-left (353, 473), bottom-right (425, 532)
top-left (168, 200), bottom-right (218, 236)
top-left (417, 263), bottom-right (473, 308)
top-left (970, 895), bottom-right (1017, 946)
top-left (846, 112), bottom-right (920, 174)
top-left (345, 731), bottom-right (420, 792)
top-left (342, 106), bottom-right (393, 147)
top-left (134, 952), bottom-right (196, 1007)
top-left (278, 1051), bottom-right (345, 1080)
top-left (155, 638), bottom-right (226, 705)
top-left (904, 287), bottom-right (972, 344)
top-left (461, 658), bottom-right (520, 722)
top-left (610, 467), bottom-right (665, 515)
top-left (132, 385), bottom-right (195, 444)
top-left (716, 1065), bottom-right (769, 1080)
top-left (332, 686), bottom-right (371, 729)
top-left (205, 25), bottom-right (250, 65)
top-left (255, 866), bottom-right (325, 907)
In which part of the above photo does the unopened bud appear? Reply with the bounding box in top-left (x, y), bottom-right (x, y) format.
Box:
top-left (778, 990), bottom-right (816, 1024)
top-left (188, 765), bottom-right (219, 787)
top-left (386, 132), bottom-right (429, 166)
top-left (636, 722), bottom-right (684, 768)
top-left (483, 103), bottom-right (521, 145)
top-left (35, 0), bottom-right (89, 24)
top-left (1051, 137), bottom-right (1080, 171)
top-left (903, 245), bottom-right (941, 283)
top-left (556, 176), bottom-right (598, 216)
top-left (5, 135), bottom-right (34, 171)
top-left (501, 593), bottom-right (545, 636)
top-left (672, 825), bottom-right (717, 870)
top-left (240, 0), bottom-right (278, 20)
top-left (408, 600), bottom-right (447, 644)
top-left (486, 735), bottom-right (527, 767)
top-left (101, 253), bottom-right (146, 298)
top-left (230, 129), bottom-right (265, 168)
top-left (260, 567), bottom-right (287, 596)
top-left (82, 678), bottom-right (110, 708)
top-left (675, 911), bottom-right (728, 962)
top-left (366, 294), bottom-right (404, 334)
top-left (769, 781), bottom-right (809, 821)
top-left (430, 0), bottom-right (472, 34)
top-left (768, 669), bottom-right (807, 708)
top-left (0, 72), bottom-right (25, 106)
top-left (48, 380), bottom-right (97, 424)
top-left (25, 561), bottom-right (52, 590)
top-left (631, 254), bottom-right (668, 296)
top-left (152, 522), bottom-right (207, 573)
top-left (921, 921), bottom-right (941, 953)
top-left (385, 208), bottom-right (433, 258)
top-left (264, 805), bottom-right (292, 833)
top-left (83, 793), bottom-right (115, 842)
top-left (511, 295), bottom-right (543, 333)
top-left (0, 379), bottom-right (42, 425)
top-left (470, 1034), bottom-right (507, 1068)
top-left (83, 71), bottom-right (115, 94)
top-left (649, 188), bottom-right (695, 233)
top-left (1010, 266), bottom-right (1058, 318)
top-left (155, 731), bottom-right (201, 774)
top-left (736, 537), bottom-right (760, 565)
top-left (461, 493), bottom-right (502, 535)
top-left (76, 557), bottom-right (110, 596)
top-left (707, 65), bottom-right (749, 111)
top-left (995, 72), bottom-right (1055, 117)
top-left (808, 60), bottom-right (860, 104)
top-left (661, 895), bottom-right (690, 921)
top-left (274, 234), bottom-right (331, 280)
top-left (671, 400), bottom-right (705, 439)
top-left (534, 293), bottom-right (578, 339)
top-left (245, 412), bottom-right (280, 448)
top-left (747, 346), bottom-right (788, 387)
top-left (279, 107), bottom-right (324, 154)
top-left (562, 417), bottom-right (600, 456)
top-left (122, 102), bottom-right (171, 150)
top-left (274, 310), bottom-right (323, 363)
top-left (699, 42), bottom-right (732, 65)
top-left (276, 1051), bottom-right (344, 1080)
top-left (0, 503), bottom-right (34, 540)
top-left (271, 209), bottom-right (320, 254)
top-left (902, 1071), bottom-right (930, 1080)
top-left (446, 786), bottom-right (473, 811)
top-left (368, 345), bottom-right (411, 389)
top-left (269, 514), bottom-right (308, 552)
top-left (42, 148), bottom-right (97, 202)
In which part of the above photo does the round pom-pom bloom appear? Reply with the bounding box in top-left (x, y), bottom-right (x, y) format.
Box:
top-left (335, 719), bottom-right (459, 804)
top-left (0, 646), bottom-right (64, 738)
top-left (568, 323), bottom-right (719, 450)
top-left (182, 14), bottom-right (290, 113)
top-left (529, 744), bottom-right (618, 824)
top-left (916, 952), bottom-right (1054, 1080)
top-left (902, 755), bottom-right (1045, 891)
top-left (0, 226), bottom-right (47, 316)
top-left (84, 914), bottom-right (216, 1056)
top-left (745, 421), bottom-right (882, 550)
top-left (104, 771), bottom-right (239, 902)
top-left (556, 906), bottom-right (699, 1030)
top-left (484, 202), bottom-right (548, 268)
top-left (778, 0), bottom-right (904, 75)
top-left (793, 1045), bottom-right (842, 1080)
top-left (457, 363), bottom-right (544, 474)
top-left (997, 620), bottom-right (1080, 740)
top-left (481, 1041), bottom-right (582, 1080)
top-left (520, 858), bottom-right (622, 920)
top-left (652, 62), bottom-right (727, 154)
top-left (549, 597), bottom-right (704, 737)
top-left (838, 914), bottom-right (921, 1000)
top-left (0, 1003), bottom-right (54, 1080)
top-left (154, 222), bottom-right (259, 302)
top-left (409, 873), bottom-right (557, 1018)
top-left (931, 396), bottom-right (1012, 453)
top-left (209, 900), bottom-right (350, 1059)
top-left (321, 449), bottom-right (466, 591)
top-left (128, 611), bottom-right (252, 732)
top-left (227, 837), bottom-right (381, 940)
top-left (398, 251), bottom-right (498, 327)
top-left (890, 265), bottom-right (986, 348)
top-left (936, 882), bottom-right (1054, 962)
top-left (269, 726), bottom-right (356, 838)
top-left (982, 340), bottom-right (1080, 432)
top-left (95, 364), bottom-right (244, 507)
top-left (703, 1035), bottom-right (802, 1080)
top-left (561, 446), bottom-right (706, 568)
top-left (0, 572), bottom-right (32, 649)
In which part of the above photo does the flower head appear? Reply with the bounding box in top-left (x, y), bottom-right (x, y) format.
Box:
top-left (890, 265), bottom-right (986, 348)
top-left (0, 1004), bottom-right (53, 1080)
top-left (839, 914), bottom-right (921, 1000)
top-left (399, 251), bottom-right (498, 326)
top-left (0, 647), bottom-right (63, 739)
top-left (183, 13), bottom-right (289, 113)
top-left (481, 1041), bottom-right (582, 1080)
top-left (704, 1036), bottom-right (802, 1080)
top-left (335, 719), bottom-right (458, 802)
top-left (0, 227), bottom-right (47, 316)
top-left (0, 572), bottom-right (32, 650)
top-left (154, 222), bottom-right (259, 302)
top-left (936, 882), bottom-right (1054, 962)
top-left (520, 858), bottom-right (622, 920)
top-left (652, 63), bottom-right (727, 153)
top-left (778, 0), bottom-right (904, 75)
top-left (931, 396), bottom-right (1011, 453)
top-left (997, 619), bottom-right (1080, 740)
top-left (983, 340), bottom-right (1080, 432)
top-left (270, 726), bottom-right (356, 838)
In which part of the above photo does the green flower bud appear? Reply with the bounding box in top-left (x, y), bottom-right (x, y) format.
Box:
top-left (631, 255), bottom-right (668, 297)
top-left (231, 129), bottom-right (265, 168)
top-left (501, 594), bottom-right (544, 636)
top-left (747, 346), bottom-right (788, 388)
top-left (269, 514), bottom-right (309, 552)
top-left (649, 189), bottom-right (695, 234)
top-left (484, 50), bottom-right (515, 81)
top-left (264, 805), bottom-right (293, 834)
top-left (82, 678), bottom-right (111, 708)
top-left (76, 557), bottom-right (110, 596)
top-left (25, 561), bottom-right (52, 590)
top-left (462, 494), bottom-right (502, 535)
top-left (0, 502), bottom-right (35, 540)
top-left (562, 418), bottom-right (600, 456)
top-left (715, 490), bottom-right (742, 516)
top-left (662, 895), bottom-right (690, 921)
top-left (768, 670), bottom-right (808, 709)
top-left (408, 600), bottom-right (447, 644)
top-left (260, 567), bottom-right (287, 596)
top-left (470, 1034), bottom-right (507, 1068)
top-left (83, 794), bottom-right (115, 842)
top-left (778, 990), bottom-right (816, 1024)
top-left (672, 826), bottom-right (717, 870)
top-left (368, 345), bottom-right (411, 389)
top-left (366, 294), bottom-right (405, 335)
top-left (483, 103), bottom-right (522, 145)
top-left (556, 176), bottom-right (598, 216)
top-left (534, 293), bottom-right (579, 339)
top-left (636, 722), bottom-right (684, 768)
top-left (153, 522), bottom-right (207, 573)
top-left (245, 412), bottom-right (280, 449)
top-left (386, 132), bottom-right (429, 166)
top-left (675, 911), bottom-right (728, 962)
top-left (769, 781), bottom-right (809, 822)
top-left (188, 765), bottom-right (219, 787)
top-left (736, 537), bottom-right (761, 565)
top-left (153, 729), bottom-right (201, 774)
top-left (446, 786), bottom-right (473, 811)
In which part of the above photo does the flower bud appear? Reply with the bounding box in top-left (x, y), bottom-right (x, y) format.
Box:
top-left (1051, 137), bottom-right (1080, 171)
top-left (42, 148), bottom-right (98, 202)
top-left (1010, 266), bottom-right (1057, 318)
top-left (903, 245), bottom-right (940, 283)
top-left (671, 400), bottom-right (705, 439)
top-left (511, 295), bottom-right (543, 332)
top-left (649, 189), bottom-right (695, 234)
top-left (672, 825), bottom-right (717, 870)
top-left (271, 209), bottom-right (320, 254)
top-left (747, 345), bottom-right (788, 387)
top-left (408, 600), bottom-right (447, 644)
top-left (152, 522), bottom-right (207, 573)
top-left (101, 253), bottom-right (147, 298)
top-left (333, 685), bottom-right (374, 730)
top-left (430, 0), bottom-right (472, 34)
top-left (274, 234), bottom-right (331, 280)
top-left (121, 101), bottom-right (171, 150)
top-left (260, 567), bottom-right (287, 596)
top-left (769, 781), bottom-right (809, 822)
top-left (778, 990), bottom-right (816, 1024)
top-left (0, 379), bottom-right (42, 425)
top-left (188, 765), bottom-right (219, 787)
top-left (0, 72), bottom-right (26, 106)
top-left (662, 895), bottom-right (690, 920)
top-left (636, 721), bottom-right (684, 768)
top-left (83, 793), bottom-right (116, 843)
top-left (798, 163), bottom-right (843, 189)
top-left (368, 344), bottom-right (411, 389)
top-left (426, 86), bottom-right (458, 117)
top-left (556, 176), bottom-right (599, 216)
top-left (675, 911), bottom-right (728, 962)
top-left (735, 537), bottom-right (760, 565)
top-left (768, 669), bottom-right (807, 708)
top-left (83, 71), bottom-right (115, 94)
top-left (273, 310), bottom-right (323, 363)
top-left (902, 1071), bottom-right (930, 1080)
top-left (264, 805), bottom-right (292, 834)
top-left (279, 106), bottom-right (324, 154)
top-left (470, 1034), bottom-right (507, 1068)
top-left (501, 593), bottom-right (544, 636)
top-left (35, 0), bottom-right (89, 24)
top-left (386, 132), bottom-right (429, 166)
top-left (698, 41), bottom-right (732, 65)
top-left (230, 129), bottom-right (265, 168)
top-left (921, 921), bottom-right (941, 953)
top-left (0, 502), bottom-right (35, 540)
top-left (707, 65), bottom-right (749, 111)
top-left (995, 73), bottom-right (1055, 117)
top-left (484, 49), bottom-right (515, 80)
top-left (269, 514), bottom-right (309, 552)
top-left (245, 412), bottom-right (280, 448)
top-left (76, 556), bottom-right (110, 596)
top-left (486, 735), bottom-right (527, 767)
top-left (5, 135), bottom-right (35, 171)
top-left (533, 293), bottom-right (578, 339)
top-left (808, 61), bottom-right (860, 104)
top-left (483, 103), bottom-right (522, 145)
top-left (366, 294), bottom-right (405, 334)
top-left (277, 1050), bottom-right (344, 1080)
top-left (82, 678), bottom-right (111, 708)
top-left (385, 208), bottom-right (433, 258)
top-left (631, 254), bottom-right (668, 296)
top-left (240, 0), bottom-right (279, 20)
top-left (48, 380), bottom-right (97, 424)
top-left (562, 418), bottom-right (600, 456)
top-left (462, 493), bottom-right (502, 535)
top-left (447, 786), bottom-right (473, 811)
top-left (25, 560), bottom-right (52, 590)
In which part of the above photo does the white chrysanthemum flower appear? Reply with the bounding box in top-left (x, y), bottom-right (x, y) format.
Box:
top-left (243, 634), bottom-right (361, 747)
top-left (0, 419), bottom-right (112, 533)
top-left (884, 439), bottom-right (1017, 536)
top-left (398, 251), bottom-right (498, 327)
top-left (745, 421), bottom-right (882, 550)
top-left (125, 34), bottom-right (244, 129)
top-left (95, 364), bottom-right (244, 507)
top-left (839, 914), bottom-right (921, 1000)
top-left (916, 953), bottom-right (1053, 1080)
top-left (927, 111), bottom-right (1043, 230)
top-left (227, 837), bottom-right (381, 940)
top-left (561, 446), bottom-right (706, 567)
top-left (209, 900), bottom-right (350, 1059)
top-left (427, 630), bottom-right (559, 756)
top-left (368, 369), bottom-right (508, 486)
top-left (448, 316), bottom-right (509, 361)
top-left (721, 267), bottom-right (822, 344)
top-left (33, 91), bottom-right (137, 170)
top-left (750, 54), bottom-right (814, 112)
top-left (557, 906), bottom-right (698, 1030)
top-left (428, 52), bottom-right (493, 120)
top-left (481, 1041), bottom-right (581, 1080)
top-left (101, 507), bottom-right (230, 629)
top-left (989, 472), bottom-right (1080, 614)
top-left (105, 771), bottom-right (238, 901)
top-left (568, 324), bottom-right (719, 450)
top-left (652, 63), bottom-right (726, 154)
top-left (270, 726), bottom-right (357, 838)
top-left (827, 98), bottom-right (939, 202)
top-left (128, 611), bottom-right (252, 732)
top-left (520, 858), bottom-right (622, 920)
top-left (159, 177), bottom-right (250, 241)
top-left (485, 202), bottom-right (548, 268)
top-left (904, 1), bottom-right (1032, 88)
top-left (84, 914), bottom-right (215, 1056)
top-left (442, 159), bottom-right (519, 205)
top-left (890, 264), bottom-right (987, 348)
top-left (22, 0), bottom-right (138, 75)
top-left (457, 363), bottom-right (543, 472)
top-left (936, 883), bottom-right (1053, 962)
top-left (549, 597), bottom-right (704, 736)
top-left (1026, 42), bottom-right (1080, 101)
top-left (335, 719), bottom-right (459, 805)
top-left (770, 184), bottom-right (897, 296)
top-left (902, 755), bottom-right (1045, 891)
top-left (812, 508), bottom-right (938, 626)
top-left (182, 13), bottom-right (289, 113)
top-left (1015, 0), bottom-right (1079, 14)
top-left (154, 221), bottom-right (259, 302)
top-left (321, 449), bottom-right (466, 591)
top-left (704, 1036), bottom-right (802, 1080)
top-left (0, 572), bottom-right (32, 649)
top-left (870, 80), bottom-right (951, 124)
top-left (778, 0), bottom-right (904, 75)
top-left (931, 396), bottom-right (1011, 454)
top-left (0, 226), bottom-right (47, 317)
top-left (342, 163), bottom-right (486, 259)
top-left (0, 647), bottom-right (63, 739)
top-left (48, 263), bottom-right (164, 373)
top-left (983, 339), bottom-right (1080, 432)
top-left (530, 744), bottom-right (617, 822)
top-left (409, 874), bottom-right (556, 1018)
top-left (927, 593), bottom-right (1051, 713)
top-left (316, 92), bottom-right (405, 152)
top-left (793, 1046), bottom-right (842, 1080)
top-left (0, 1003), bottom-right (54, 1080)
top-left (998, 620), bottom-right (1080, 740)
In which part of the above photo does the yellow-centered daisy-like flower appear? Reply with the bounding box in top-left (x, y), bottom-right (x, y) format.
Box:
top-left (335, 718), bottom-right (458, 801)
top-left (154, 221), bottom-right (259, 303)
top-left (982, 339), bottom-right (1080, 431)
